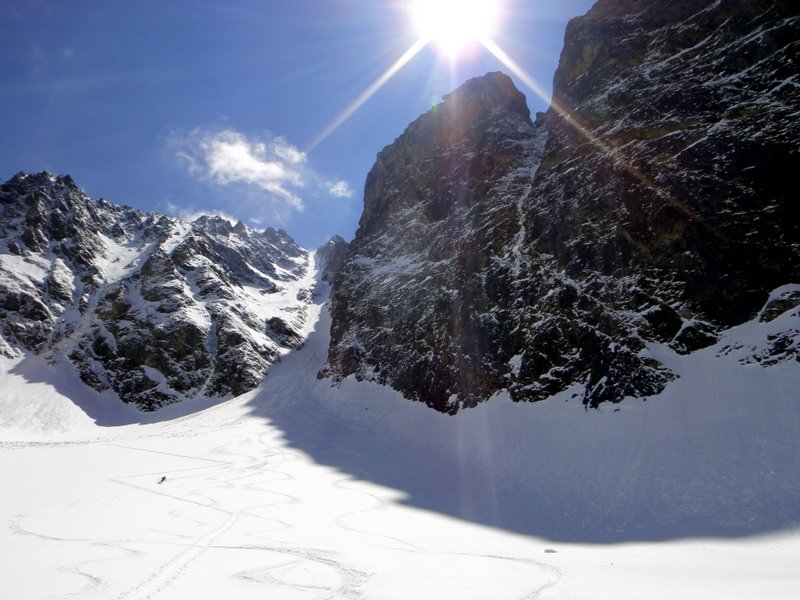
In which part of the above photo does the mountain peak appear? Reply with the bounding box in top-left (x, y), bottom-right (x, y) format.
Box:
top-left (356, 70), bottom-right (540, 240)
top-left (441, 71), bottom-right (530, 120)
top-left (6, 171), bottom-right (77, 194)
top-left (390, 71), bottom-right (531, 153)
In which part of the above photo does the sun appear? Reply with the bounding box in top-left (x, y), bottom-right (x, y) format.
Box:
top-left (412, 0), bottom-right (500, 58)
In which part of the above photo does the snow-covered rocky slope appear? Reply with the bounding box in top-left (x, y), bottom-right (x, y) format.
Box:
top-left (324, 0), bottom-right (800, 413)
top-left (0, 172), bottom-right (317, 410)
top-left (1, 279), bottom-right (799, 598)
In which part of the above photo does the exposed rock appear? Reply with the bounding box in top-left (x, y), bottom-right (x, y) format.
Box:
top-left (316, 235), bottom-right (349, 283)
top-left (760, 289), bottom-right (800, 323)
top-left (717, 285), bottom-right (800, 367)
top-left (46, 258), bottom-right (75, 304)
top-left (325, 72), bottom-right (553, 413)
top-left (266, 316), bottom-right (304, 350)
top-left (325, 1), bottom-right (799, 413)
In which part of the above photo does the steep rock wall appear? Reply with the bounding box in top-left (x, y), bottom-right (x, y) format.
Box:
top-left (325, 1), bottom-right (799, 412)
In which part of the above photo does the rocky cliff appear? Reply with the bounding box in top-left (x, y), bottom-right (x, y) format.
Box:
top-left (323, 72), bottom-right (550, 413)
top-left (0, 172), bottom-right (316, 410)
top-left (533, 0), bottom-right (798, 328)
top-left (324, 0), bottom-right (800, 412)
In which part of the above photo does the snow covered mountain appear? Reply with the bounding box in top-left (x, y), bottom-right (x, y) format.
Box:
top-left (324, 0), bottom-right (800, 413)
top-left (0, 172), bottom-right (317, 410)
top-left (1, 1), bottom-right (797, 418)
top-left (1, 3), bottom-right (800, 595)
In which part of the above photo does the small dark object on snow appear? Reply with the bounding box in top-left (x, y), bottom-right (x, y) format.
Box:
top-left (157, 476), bottom-right (167, 484)
top-left (544, 548), bottom-right (558, 554)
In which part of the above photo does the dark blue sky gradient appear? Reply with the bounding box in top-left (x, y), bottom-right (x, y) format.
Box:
top-left (0, 0), bottom-right (595, 248)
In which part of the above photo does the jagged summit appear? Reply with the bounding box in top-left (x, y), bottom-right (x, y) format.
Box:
top-left (413, 71), bottom-right (532, 143)
top-left (357, 72), bottom-right (539, 239)
top-left (0, 172), bottom-right (316, 410)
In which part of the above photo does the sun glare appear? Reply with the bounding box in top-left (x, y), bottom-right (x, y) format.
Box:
top-left (412, 0), bottom-right (499, 58)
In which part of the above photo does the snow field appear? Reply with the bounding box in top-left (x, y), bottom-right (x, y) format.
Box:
top-left (3, 394), bottom-right (798, 599)
top-left (1, 418), bottom-right (556, 599)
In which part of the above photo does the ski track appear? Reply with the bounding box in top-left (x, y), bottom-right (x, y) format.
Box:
top-left (5, 420), bottom-right (555, 599)
top-left (329, 473), bottom-right (558, 600)
top-left (116, 513), bottom-right (240, 600)
top-left (331, 472), bottom-right (424, 552)
top-left (109, 429), bottom-right (371, 599)
top-left (10, 509), bottom-right (143, 599)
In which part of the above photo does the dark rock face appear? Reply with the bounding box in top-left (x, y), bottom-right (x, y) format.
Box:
top-left (0, 172), bottom-right (314, 410)
top-left (325, 1), bottom-right (800, 413)
top-left (324, 72), bottom-right (550, 413)
top-left (535, 0), bottom-right (799, 326)
top-left (316, 235), bottom-right (349, 283)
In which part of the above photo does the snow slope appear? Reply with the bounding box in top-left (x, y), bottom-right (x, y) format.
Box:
top-left (1, 270), bottom-right (799, 598)
top-left (253, 283), bottom-right (800, 543)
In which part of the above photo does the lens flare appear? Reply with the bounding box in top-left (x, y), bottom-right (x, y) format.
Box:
top-left (306, 38), bottom-right (428, 152)
top-left (412, 0), bottom-right (499, 58)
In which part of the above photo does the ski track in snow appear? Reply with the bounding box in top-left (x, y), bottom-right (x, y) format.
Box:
top-left (10, 507), bottom-right (142, 600)
top-left (332, 474), bottom-right (424, 552)
top-left (329, 468), bottom-right (560, 599)
top-left (3, 416), bottom-right (556, 600)
top-left (108, 433), bottom-right (361, 600)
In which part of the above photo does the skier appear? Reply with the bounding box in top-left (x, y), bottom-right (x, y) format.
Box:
top-left (157, 476), bottom-right (167, 484)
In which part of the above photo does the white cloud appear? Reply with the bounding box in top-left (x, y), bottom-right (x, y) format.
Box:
top-left (173, 128), bottom-right (307, 211)
top-left (164, 201), bottom-right (238, 225)
top-left (327, 180), bottom-right (354, 198)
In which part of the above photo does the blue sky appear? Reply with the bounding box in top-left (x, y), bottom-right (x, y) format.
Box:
top-left (0, 0), bottom-right (595, 248)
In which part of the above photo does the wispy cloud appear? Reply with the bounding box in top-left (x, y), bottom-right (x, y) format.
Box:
top-left (164, 201), bottom-right (239, 225)
top-left (172, 128), bottom-right (308, 211)
top-left (327, 180), bottom-right (354, 198)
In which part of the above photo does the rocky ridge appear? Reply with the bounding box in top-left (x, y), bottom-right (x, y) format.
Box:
top-left (324, 0), bottom-right (800, 413)
top-left (0, 172), bottom-right (316, 410)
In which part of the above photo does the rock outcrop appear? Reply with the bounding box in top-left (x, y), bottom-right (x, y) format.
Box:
top-left (324, 0), bottom-right (799, 413)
